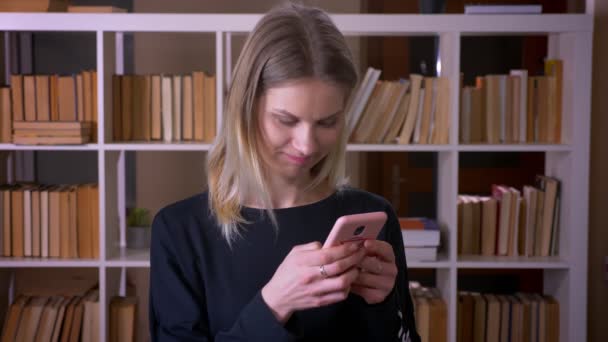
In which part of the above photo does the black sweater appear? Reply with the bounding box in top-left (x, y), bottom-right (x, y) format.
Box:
top-left (149, 187), bottom-right (421, 342)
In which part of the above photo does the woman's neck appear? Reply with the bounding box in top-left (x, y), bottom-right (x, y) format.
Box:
top-left (243, 177), bottom-right (332, 209)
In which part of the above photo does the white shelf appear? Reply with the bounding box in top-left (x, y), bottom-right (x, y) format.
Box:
top-left (458, 144), bottom-right (573, 152)
top-left (0, 257), bottom-right (101, 268)
top-left (105, 248), bottom-right (150, 268)
top-left (0, 14), bottom-right (591, 34)
top-left (347, 144), bottom-right (453, 152)
top-left (457, 255), bottom-right (569, 269)
top-left (103, 142), bottom-right (212, 151)
top-left (0, 143), bottom-right (100, 151)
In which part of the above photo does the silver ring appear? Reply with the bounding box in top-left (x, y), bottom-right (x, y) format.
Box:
top-left (319, 265), bottom-right (328, 278)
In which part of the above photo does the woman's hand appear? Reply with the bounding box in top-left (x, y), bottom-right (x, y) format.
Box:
top-left (351, 239), bottom-right (398, 305)
top-left (261, 241), bottom-right (366, 324)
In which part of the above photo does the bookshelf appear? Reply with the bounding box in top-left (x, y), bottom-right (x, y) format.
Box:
top-left (0, 13), bottom-right (592, 342)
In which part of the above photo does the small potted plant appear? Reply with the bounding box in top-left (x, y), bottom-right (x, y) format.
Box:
top-left (127, 207), bottom-right (152, 249)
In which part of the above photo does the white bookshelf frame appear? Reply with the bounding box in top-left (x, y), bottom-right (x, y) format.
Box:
top-left (0, 13), bottom-right (592, 342)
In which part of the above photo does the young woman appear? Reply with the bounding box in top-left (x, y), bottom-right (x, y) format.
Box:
top-left (149, 3), bottom-right (420, 341)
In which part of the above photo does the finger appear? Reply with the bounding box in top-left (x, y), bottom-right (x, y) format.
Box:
top-left (321, 248), bottom-right (366, 277)
top-left (359, 256), bottom-right (397, 276)
top-left (352, 271), bottom-right (394, 292)
top-left (293, 241), bottom-right (322, 252)
top-left (307, 290), bottom-right (349, 308)
top-left (351, 285), bottom-right (387, 305)
top-left (313, 267), bottom-right (359, 294)
top-left (302, 242), bottom-right (361, 267)
top-left (363, 239), bottom-right (395, 262)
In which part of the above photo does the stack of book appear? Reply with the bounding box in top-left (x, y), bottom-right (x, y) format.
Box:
top-left (12, 121), bottom-right (92, 145)
top-left (346, 67), bottom-right (450, 144)
top-left (400, 217), bottom-right (441, 261)
top-left (460, 59), bottom-right (563, 144)
top-left (457, 175), bottom-right (560, 257)
top-left (112, 72), bottom-right (216, 143)
top-left (410, 282), bottom-right (447, 342)
top-left (0, 289), bottom-right (99, 342)
top-left (0, 183), bottom-right (99, 259)
top-left (457, 291), bottom-right (559, 342)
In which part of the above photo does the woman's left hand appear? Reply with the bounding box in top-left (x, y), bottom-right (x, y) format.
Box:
top-left (351, 239), bottom-right (398, 304)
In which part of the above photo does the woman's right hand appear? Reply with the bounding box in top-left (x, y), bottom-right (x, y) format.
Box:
top-left (261, 241), bottom-right (365, 324)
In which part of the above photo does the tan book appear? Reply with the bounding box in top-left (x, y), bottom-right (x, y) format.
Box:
top-left (110, 297), bottom-right (137, 342)
top-left (13, 121), bottom-right (91, 130)
top-left (375, 81), bottom-right (409, 143)
top-left (192, 71), bottom-right (205, 141)
top-left (49, 187), bottom-right (61, 258)
top-left (112, 74), bottom-right (122, 141)
top-left (76, 74), bottom-right (84, 121)
top-left (485, 294), bottom-right (501, 342)
top-left (0, 295), bottom-right (29, 342)
top-left (40, 186), bottom-right (49, 258)
top-left (351, 81), bottom-right (383, 143)
top-left (91, 71), bottom-right (98, 141)
top-left (59, 188), bottom-right (70, 258)
top-left (544, 60), bottom-right (562, 143)
top-left (16, 296), bottom-right (49, 342)
top-left (82, 293), bottom-right (99, 342)
top-left (121, 75), bottom-right (133, 141)
top-left (0, 0), bottom-right (69, 12)
top-left (537, 176), bottom-right (559, 257)
top-left (432, 76), bottom-right (451, 144)
top-left (534, 189), bottom-right (545, 257)
top-left (544, 296), bottom-right (559, 342)
top-left (1, 88), bottom-right (12, 142)
top-left (10, 75), bottom-right (25, 122)
top-left (83, 71), bottom-right (94, 125)
top-left (11, 189), bottom-right (24, 257)
top-left (203, 73), bottom-right (217, 142)
top-left (384, 92), bottom-right (410, 144)
top-left (13, 136), bottom-right (90, 145)
top-left (131, 76), bottom-right (145, 141)
top-left (90, 185), bottom-right (99, 259)
top-left (173, 75), bottom-right (183, 142)
top-left (1, 187), bottom-right (11, 256)
top-left (429, 297), bottom-right (447, 342)
top-left (472, 293), bottom-right (486, 342)
top-left (13, 128), bottom-right (91, 137)
top-left (546, 76), bottom-right (558, 144)
top-left (57, 76), bottom-right (77, 121)
top-left (459, 293), bottom-right (475, 342)
top-left (397, 74), bottom-right (423, 144)
top-left (51, 297), bottom-right (71, 342)
top-left (68, 298), bottom-right (84, 342)
top-left (76, 185), bottom-right (91, 259)
top-left (182, 75), bottom-right (194, 141)
top-left (142, 75), bottom-right (152, 141)
top-left (50, 75), bottom-right (60, 121)
top-left (33, 297), bottom-right (60, 342)
top-left (24, 75), bottom-right (38, 121)
top-left (68, 187), bottom-right (78, 258)
top-left (35, 75), bottom-right (51, 121)
top-left (415, 296), bottom-right (431, 342)
top-left (358, 81), bottom-right (395, 143)
top-left (504, 76), bottom-right (514, 143)
top-left (23, 187), bottom-right (32, 257)
top-left (536, 76), bottom-right (549, 143)
top-left (459, 196), bottom-right (474, 255)
top-left (480, 197), bottom-right (498, 256)
top-left (59, 296), bottom-right (81, 342)
top-left (67, 5), bottom-right (127, 12)
top-left (485, 75), bottom-right (502, 144)
top-left (417, 77), bottom-right (435, 144)
top-left (150, 75), bottom-right (162, 140)
top-left (472, 80), bottom-right (486, 143)
top-left (510, 75), bottom-right (522, 144)
top-left (31, 188), bottom-right (41, 257)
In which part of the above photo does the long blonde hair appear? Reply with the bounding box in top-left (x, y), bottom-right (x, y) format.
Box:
top-left (207, 2), bottom-right (357, 244)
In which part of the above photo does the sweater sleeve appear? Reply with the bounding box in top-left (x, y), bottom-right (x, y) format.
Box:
top-left (149, 210), bottom-right (297, 341)
top-left (345, 204), bottom-right (421, 342)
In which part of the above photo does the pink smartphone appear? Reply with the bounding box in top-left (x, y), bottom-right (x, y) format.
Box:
top-left (323, 211), bottom-right (387, 248)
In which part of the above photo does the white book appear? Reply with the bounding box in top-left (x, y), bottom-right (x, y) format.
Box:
top-left (23, 189), bottom-right (32, 257)
top-left (344, 67), bottom-right (373, 132)
top-left (401, 229), bottom-right (440, 248)
top-left (510, 69), bottom-right (528, 143)
top-left (348, 68), bottom-right (381, 135)
top-left (161, 76), bottom-right (173, 143)
top-left (41, 188), bottom-right (49, 258)
top-left (172, 75), bottom-right (182, 142)
top-left (404, 246), bottom-right (438, 262)
top-left (464, 5), bottom-right (542, 14)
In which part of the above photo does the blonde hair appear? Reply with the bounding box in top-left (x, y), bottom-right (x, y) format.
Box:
top-left (207, 2), bottom-right (357, 244)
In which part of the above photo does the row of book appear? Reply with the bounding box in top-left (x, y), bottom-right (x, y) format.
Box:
top-left (0, 183), bottom-right (100, 259)
top-left (410, 282), bottom-right (447, 342)
top-left (460, 59), bottom-right (563, 144)
top-left (458, 291), bottom-right (559, 342)
top-left (0, 88), bottom-right (10, 143)
top-left (347, 67), bottom-right (450, 145)
top-left (0, 289), bottom-right (99, 342)
top-left (400, 217), bottom-right (441, 262)
top-left (112, 72), bottom-right (217, 143)
top-left (8, 72), bottom-right (98, 142)
top-left (458, 175), bottom-right (560, 257)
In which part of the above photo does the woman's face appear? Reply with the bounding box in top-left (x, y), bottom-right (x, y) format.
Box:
top-left (256, 77), bottom-right (345, 183)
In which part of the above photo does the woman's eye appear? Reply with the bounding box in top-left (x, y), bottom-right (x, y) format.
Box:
top-left (318, 119), bottom-right (337, 128)
top-left (277, 118), bottom-right (297, 126)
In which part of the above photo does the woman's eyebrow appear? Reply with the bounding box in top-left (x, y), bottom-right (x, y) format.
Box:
top-left (271, 108), bottom-right (342, 120)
